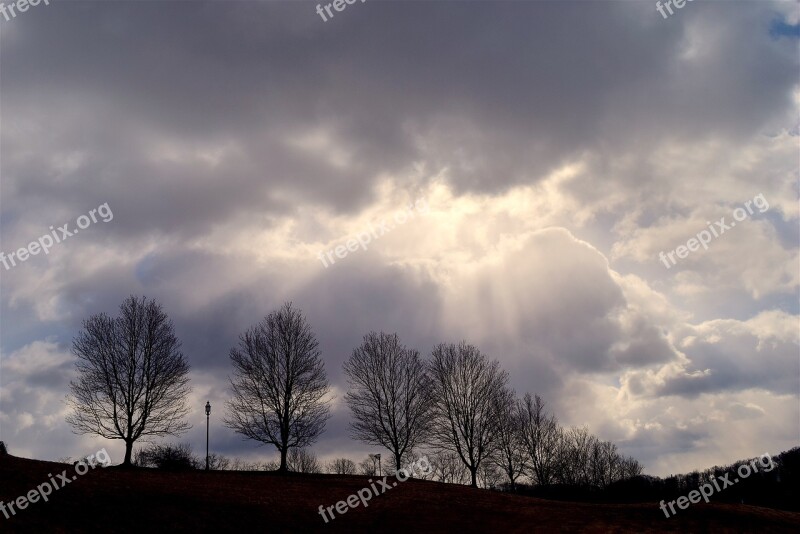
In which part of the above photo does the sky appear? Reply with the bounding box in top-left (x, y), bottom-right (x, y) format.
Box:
top-left (0, 0), bottom-right (798, 478)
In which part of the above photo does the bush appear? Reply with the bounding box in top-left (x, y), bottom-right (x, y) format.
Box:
top-left (0, 441), bottom-right (7, 455)
top-left (134, 443), bottom-right (199, 471)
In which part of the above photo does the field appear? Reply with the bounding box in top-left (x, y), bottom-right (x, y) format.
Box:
top-left (1, 454), bottom-right (799, 533)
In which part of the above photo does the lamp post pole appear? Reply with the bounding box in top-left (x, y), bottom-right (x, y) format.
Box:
top-left (205, 401), bottom-right (211, 471)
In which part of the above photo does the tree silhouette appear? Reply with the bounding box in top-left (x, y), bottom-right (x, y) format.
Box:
top-left (518, 393), bottom-right (560, 485)
top-left (66, 296), bottom-right (191, 466)
top-left (328, 458), bottom-right (357, 475)
top-left (225, 302), bottom-right (331, 472)
top-left (491, 388), bottom-right (526, 490)
top-left (287, 448), bottom-right (322, 473)
top-left (344, 331), bottom-right (431, 470)
top-left (428, 341), bottom-right (509, 487)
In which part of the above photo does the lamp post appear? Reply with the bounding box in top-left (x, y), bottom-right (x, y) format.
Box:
top-left (205, 401), bottom-right (211, 471)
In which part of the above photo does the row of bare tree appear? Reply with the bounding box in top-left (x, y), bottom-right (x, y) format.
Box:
top-left (66, 297), bottom-right (641, 489)
top-left (341, 334), bottom-right (642, 488)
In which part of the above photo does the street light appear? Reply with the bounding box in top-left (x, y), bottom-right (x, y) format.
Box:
top-left (205, 401), bottom-right (211, 471)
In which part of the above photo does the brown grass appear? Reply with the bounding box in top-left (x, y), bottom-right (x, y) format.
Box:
top-left (1, 454), bottom-right (799, 533)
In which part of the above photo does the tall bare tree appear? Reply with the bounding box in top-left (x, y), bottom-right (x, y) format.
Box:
top-left (428, 341), bottom-right (509, 487)
top-left (344, 332), bottom-right (431, 470)
top-left (225, 302), bottom-right (331, 473)
top-left (561, 426), bottom-right (595, 486)
top-left (67, 296), bottom-right (191, 466)
top-left (518, 393), bottom-right (560, 486)
top-left (491, 389), bottom-right (526, 490)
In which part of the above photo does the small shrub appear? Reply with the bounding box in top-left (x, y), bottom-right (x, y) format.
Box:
top-left (0, 441), bottom-right (7, 456)
top-left (134, 443), bottom-right (199, 471)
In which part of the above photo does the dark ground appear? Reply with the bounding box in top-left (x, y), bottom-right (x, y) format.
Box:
top-left (1, 454), bottom-right (799, 533)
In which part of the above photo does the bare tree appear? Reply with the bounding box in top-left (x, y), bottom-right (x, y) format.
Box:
top-left (491, 389), bottom-right (526, 490)
top-left (287, 448), bottom-right (321, 473)
top-left (395, 450), bottom-right (434, 480)
top-left (619, 455), bottom-right (644, 479)
top-left (206, 453), bottom-right (231, 471)
top-left (359, 456), bottom-right (379, 476)
top-left (565, 426), bottom-right (595, 486)
top-left (344, 332), bottom-right (431, 471)
top-left (517, 393), bottom-right (560, 486)
top-left (550, 425), bottom-right (643, 487)
top-left (66, 296), bottom-right (191, 466)
top-left (551, 426), bottom-right (608, 487)
top-left (225, 303), bottom-right (331, 473)
top-left (478, 462), bottom-right (504, 490)
top-left (516, 393), bottom-right (644, 489)
top-left (589, 442), bottom-right (644, 486)
top-left (428, 341), bottom-right (509, 487)
top-left (429, 451), bottom-right (471, 485)
top-left (328, 458), bottom-right (357, 475)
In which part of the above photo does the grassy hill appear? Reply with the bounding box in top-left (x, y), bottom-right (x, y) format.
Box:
top-left (1, 453), bottom-right (799, 533)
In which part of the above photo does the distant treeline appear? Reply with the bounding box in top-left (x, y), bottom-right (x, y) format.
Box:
top-left (508, 447), bottom-right (800, 512)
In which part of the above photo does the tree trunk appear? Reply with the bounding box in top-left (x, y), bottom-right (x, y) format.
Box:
top-left (470, 467), bottom-right (477, 487)
top-left (123, 439), bottom-right (133, 466)
top-left (279, 447), bottom-right (288, 472)
top-left (395, 453), bottom-right (402, 472)
top-left (508, 466), bottom-right (516, 491)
